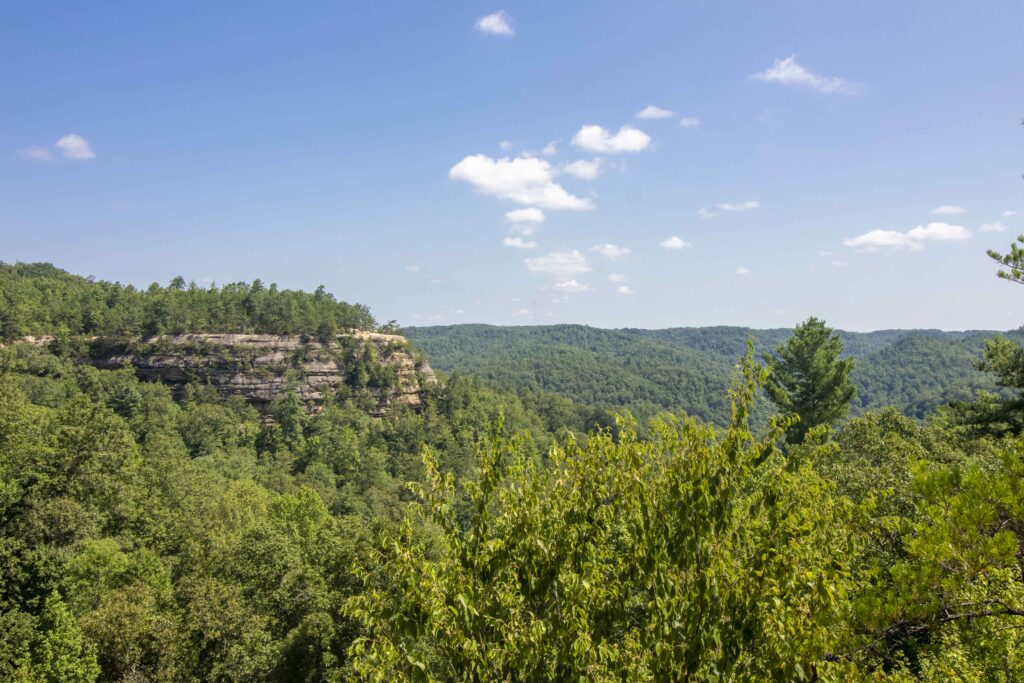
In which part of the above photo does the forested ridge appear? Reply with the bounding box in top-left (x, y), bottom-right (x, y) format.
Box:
top-left (0, 262), bottom-right (378, 340)
top-left (3, 258), bottom-right (1024, 681)
top-left (407, 323), bottom-right (1021, 423)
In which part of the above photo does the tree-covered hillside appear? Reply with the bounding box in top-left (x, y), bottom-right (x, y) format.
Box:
top-left (0, 262), bottom-right (377, 340)
top-left (407, 323), bottom-right (1021, 422)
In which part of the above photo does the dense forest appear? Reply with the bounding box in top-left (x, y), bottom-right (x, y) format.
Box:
top-left (407, 323), bottom-right (1020, 423)
top-left (2, 251), bottom-right (1024, 681)
top-left (0, 263), bottom-right (378, 341)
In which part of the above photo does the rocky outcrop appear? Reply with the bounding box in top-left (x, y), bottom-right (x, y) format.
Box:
top-left (84, 332), bottom-right (435, 416)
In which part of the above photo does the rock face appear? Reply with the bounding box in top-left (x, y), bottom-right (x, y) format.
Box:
top-left (86, 332), bottom-right (435, 416)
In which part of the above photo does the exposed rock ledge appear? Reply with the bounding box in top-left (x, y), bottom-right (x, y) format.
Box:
top-left (34, 332), bottom-right (435, 417)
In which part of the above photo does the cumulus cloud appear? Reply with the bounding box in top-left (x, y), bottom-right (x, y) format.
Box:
top-left (525, 250), bottom-right (590, 278)
top-left (512, 308), bottom-right (530, 317)
top-left (590, 243), bottom-right (630, 260)
top-left (18, 145), bottom-right (53, 161)
top-left (562, 158), bottom-right (602, 180)
top-left (697, 207), bottom-right (718, 219)
top-left (1003, 210), bottom-right (1017, 217)
top-left (735, 266), bottom-right (751, 275)
top-left (616, 285), bottom-right (635, 295)
top-left (55, 134), bottom-right (95, 160)
top-left (716, 200), bottom-right (759, 212)
top-left (750, 55), bottom-right (857, 94)
top-left (449, 154), bottom-right (593, 210)
top-left (555, 279), bottom-right (589, 293)
top-left (572, 125), bottom-right (651, 153)
top-left (980, 222), bottom-right (1008, 233)
top-left (608, 273), bottom-right (626, 283)
top-left (679, 116), bottom-right (701, 128)
top-left (499, 139), bottom-right (513, 151)
top-left (636, 105), bottom-right (674, 120)
top-left (503, 236), bottom-right (538, 249)
top-left (476, 10), bottom-right (514, 36)
top-left (843, 222), bottom-right (971, 250)
top-left (542, 141), bottom-right (558, 156)
top-left (931, 204), bottom-right (966, 215)
top-left (660, 236), bottom-right (692, 250)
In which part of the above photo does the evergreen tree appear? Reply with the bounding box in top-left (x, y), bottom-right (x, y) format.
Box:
top-left (763, 316), bottom-right (856, 443)
top-left (954, 234), bottom-right (1024, 433)
top-left (987, 233), bottom-right (1024, 285)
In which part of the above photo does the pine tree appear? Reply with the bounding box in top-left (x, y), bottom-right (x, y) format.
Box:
top-left (763, 317), bottom-right (856, 444)
top-left (987, 233), bottom-right (1024, 285)
top-left (956, 233), bottom-right (1024, 434)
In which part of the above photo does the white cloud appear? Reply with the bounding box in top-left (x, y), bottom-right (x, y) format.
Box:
top-left (679, 116), bottom-right (701, 128)
top-left (716, 200), bottom-right (759, 212)
top-left (542, 141), bottom-right (558, 156)
top-left (476, 10), bottom-right (514, 36)
top-left (590, 243), bottom-right (630, 260)
top-left (695, 201), bottom-right (757, 220)
top-left (449, 154), bottom-right (593, 210)
top-left (503, 236), bottom-right (538, 249)
top-left (499, 139), bottom-right (513, 151)
top-left (735, 266), bottom-right (750, 275)
top-left (562, 158), bottom-right (602, 180)
top-left (572, 124), bottom-right (651, 153)
top-left (616, 285), bottom-right (635, 295)
top-left (832, 261), bottom-right (849, 267)
top-left (555, 279), bottom-right (589, 293)
top-left (907, 223), bottom-right (970, 242)
top-left (750, 55), bottom-right (857, 94)
top-left (55, 134), bottom-right (95, 160)
top-left (660, 236), bottom-right (692, 250)
top-left (505, 207), bottom-right (545, 224)
top-left (980, 222), bottom-right (1008, 233)
top-left (405, 265), bottom-right (420, 272)
top-left (844, 230), bottom-right (913, 250)
top-left (18, 145), bottom-right (53, 161)
top-left (1002, 210), bottom-right (1017, 217)
top-left (843, 222), bottom-right (971, 250)
top-left (636, 105), bottom-right (674, 120)
top-left (525, 250), bottom-right (590, 278)
top-left (512, 308), bottom-right (530, 317)
top-left (608, 273), bottom-right (626, 283)
top-left (931, 204), bottom-right (966, 215)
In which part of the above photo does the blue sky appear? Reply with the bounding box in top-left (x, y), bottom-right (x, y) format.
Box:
top-left (2, 1), bottom-right (1022, 331)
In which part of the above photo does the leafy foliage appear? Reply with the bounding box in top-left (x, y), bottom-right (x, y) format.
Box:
top-left (348, 352), bottom-right (857, 681)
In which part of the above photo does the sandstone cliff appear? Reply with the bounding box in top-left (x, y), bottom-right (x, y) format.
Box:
top-left (80, 332), bottom-right (435, 416)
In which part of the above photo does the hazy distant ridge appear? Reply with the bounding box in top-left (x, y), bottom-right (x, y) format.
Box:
top-left (407, 324), bottom-right (1021, 422)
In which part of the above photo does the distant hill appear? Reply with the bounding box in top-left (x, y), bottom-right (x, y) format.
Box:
top-left (406, 324), bottom-right (1022, 423)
